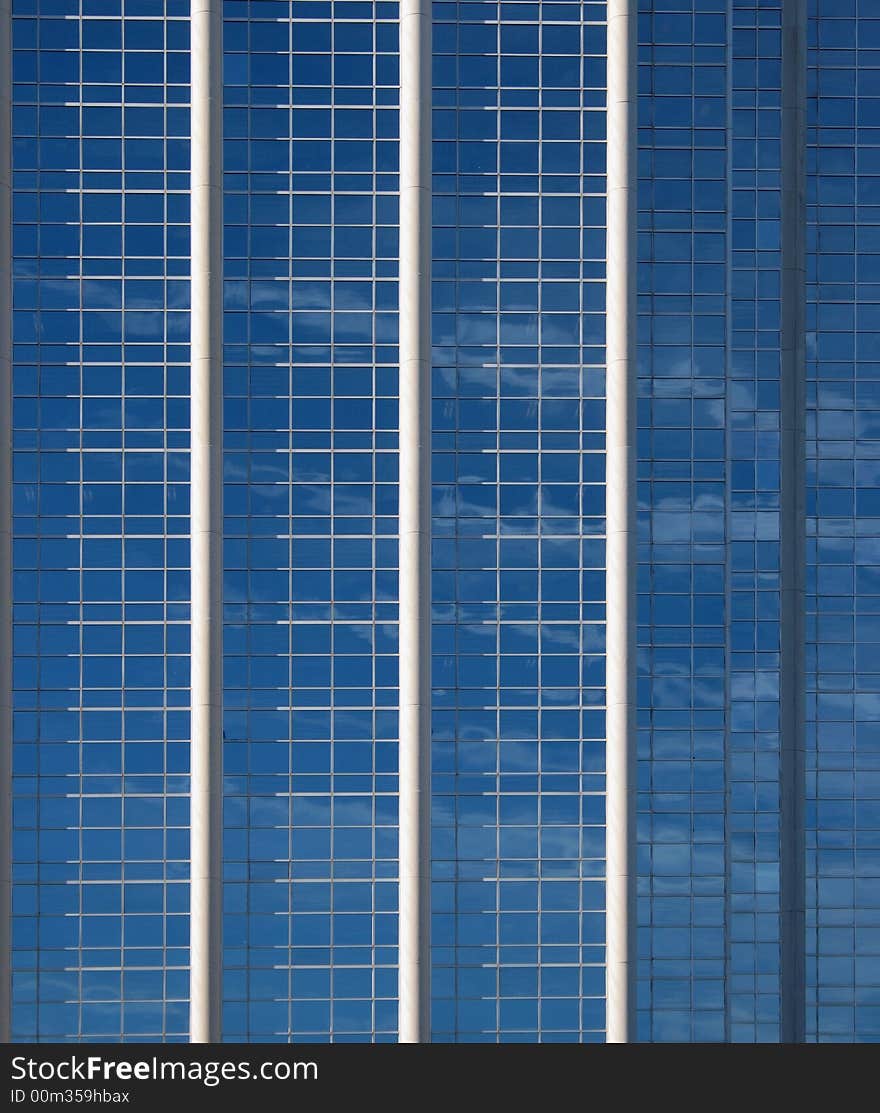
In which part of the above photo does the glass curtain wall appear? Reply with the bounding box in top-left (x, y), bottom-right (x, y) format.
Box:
top-left (806, 0), bottom-right (880, 1043)
top-left (14, 0), bottom-right (880, 1049)
top-left (220, 0), bottom-right (401, 1041)
top-left (636, 0), bottom-right (786, 1042)
top-left (430, 0), bottom-right (610, 1041)
top-left (11, 0), bottom-right (192, 1042)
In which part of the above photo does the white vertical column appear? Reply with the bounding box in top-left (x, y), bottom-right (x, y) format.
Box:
top-left (0, 0), bottom-right (12, 1046)
top-left (780, 0), bottom-right (806, 1044)
top-left (189, 0), bottom-right (223, 1043)
top-left (605, 0), bottom-right (637, 1043)
top-left (397, 0), bottom-right (432, 1044)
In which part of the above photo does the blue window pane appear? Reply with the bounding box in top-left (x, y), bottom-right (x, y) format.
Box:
top-left (221, 0), bottom-right (400, 1042)
top-left (12, 0), bottom-right (191, 1042)
top-left (431, 0), bottom-right (608, 1043)
top-left (637, 0), bottom-right (784, 1043)
top-left (806, 3), bottom-right (880, 1045)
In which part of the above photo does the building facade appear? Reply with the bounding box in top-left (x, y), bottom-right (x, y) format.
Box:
top-left (2, 0), bottom-right (878, 1044)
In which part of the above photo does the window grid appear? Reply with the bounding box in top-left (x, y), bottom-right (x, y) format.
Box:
top-left (726, 0), bottom-right (784, 1044)
top-left (221, 0), bottom-right (401, 1042)
top-left (11, 0), bottom-right (191, 1042)
top-left (431, 0), bottom-right (609, 1042)
top-left (636, 0), bottom-right (730, 1043)
top-left (806, 0), bottom-right (880, 1044)
top-left (10, 0), bottom-right (876, 1049)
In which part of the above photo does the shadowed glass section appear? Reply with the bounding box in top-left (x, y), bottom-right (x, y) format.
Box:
top-left (806, 0), bottom-right (880, 1043)
top-left (636, 0), bottom-right (731, 1042)
top-left (636, 0), bottom-right (787, 1042)
top-left (726, 0), bottom-right (784, 1042)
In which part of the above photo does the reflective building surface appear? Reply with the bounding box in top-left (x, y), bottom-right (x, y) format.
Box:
top-left (11, 1), bottom-right (192, 1040)
top-left (637, 0), bottom-right (788, 1042)
top-left (4, 0), bottom-right (879, 1043)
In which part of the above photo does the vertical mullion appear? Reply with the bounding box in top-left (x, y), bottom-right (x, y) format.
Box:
top-left (398, 0), bottom-right (432, 1044)
top-left (189, 0), bottom-right (223, 1044)
top-left (605, 0), bottom-right (637, 1044)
